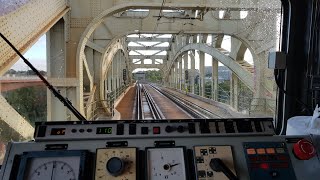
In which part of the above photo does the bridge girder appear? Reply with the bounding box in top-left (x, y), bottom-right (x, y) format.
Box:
top-left (0, 0), bottom-right (69, 75)
top-left (0, 0), bottom-right (281, 122)
top-left (129, 46), bottom-right (170, 51)
top-left (166, 43), bottom-right (255, 91)
top-left (73, 0), bottom-right (280, 119)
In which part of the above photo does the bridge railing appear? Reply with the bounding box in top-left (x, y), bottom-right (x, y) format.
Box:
top-left (85, 84), bottom-right (129, 120)
top-left (237, 95), bottom-right (276, 116)
top-left (169, 81), bottom-right (276, 116)
top-left (0, 76), bottom-right (44, 80)
top-left (217, 85), bottom-right (230, 104)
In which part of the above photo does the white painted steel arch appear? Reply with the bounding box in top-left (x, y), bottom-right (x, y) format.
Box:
top-left (167, 43), bottom-right (255, 91)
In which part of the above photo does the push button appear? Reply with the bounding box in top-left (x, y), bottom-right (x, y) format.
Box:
top-left (293, 139), bottom-right (316, 160)
top-left (165, 125), bottom-right (173, 133)
top-left (177, 126), bottom-right (184, 133)
top-left (153, 127), bottom-right (160, 134)
top-left (116, 124), bottom-right (124, 135)
top-left (129, 124), bottom-right (136, 135)
top-left (141, 127), bottom-right (149, 134)
top-left (188, 123), bottom-right (196, 134)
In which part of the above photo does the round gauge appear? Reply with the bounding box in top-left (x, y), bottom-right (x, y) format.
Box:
top-left (25, 157), bottom-right (78, 180)
top-left (17, 150), bottom-right (91, 180)
top-left (146, 147), bottom-right (187, 180)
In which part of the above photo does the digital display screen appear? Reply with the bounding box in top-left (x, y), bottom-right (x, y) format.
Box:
top-left (50, 128), bottom-right (66, 135)
top-left (96, 127), bottom-right (112, 134)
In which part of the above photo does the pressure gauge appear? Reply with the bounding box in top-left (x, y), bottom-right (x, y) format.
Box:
top-left (146, 147), bottom-right (187, 180)
top-left (16, 150), bottom-right (91, 180)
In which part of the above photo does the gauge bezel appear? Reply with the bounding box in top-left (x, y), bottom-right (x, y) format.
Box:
top-left (16, 150), bottom-right (91, 180)
top-left (94, 147), bottom-right (139, 180)
top-left (145, 146), bottom-right (189, 180)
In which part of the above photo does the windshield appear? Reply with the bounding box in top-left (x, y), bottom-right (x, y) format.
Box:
top-left (0, 0), bottom-right (282, 164)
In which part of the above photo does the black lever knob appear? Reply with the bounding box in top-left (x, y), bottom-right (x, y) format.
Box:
top-left (210, 158), bottom-right (238, 180)
top-left (165, 125), bottom-right (174, 133)
top-left (106, 157), bottom-right (125, 176)
top-left (177, 125), bottom-right (184, 133)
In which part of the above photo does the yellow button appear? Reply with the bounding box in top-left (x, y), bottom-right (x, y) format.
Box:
top-left (266, 148), bottom-right (275, 154)
top-left (257, 148), bottom-right (266, 154)
top-left (247, 148), bottom-right (256, 155)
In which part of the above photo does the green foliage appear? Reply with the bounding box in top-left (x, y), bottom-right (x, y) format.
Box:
top-left (145, 70), bottom-right (162, 83)
top-left (219, 80), bottom-right (230, 92)
top-left (4, 69), bottom-right (47, 76)
top-left (2, 86), bottom-right (47, 126)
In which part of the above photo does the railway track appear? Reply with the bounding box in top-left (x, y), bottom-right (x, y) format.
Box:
top-left (149, 84), bottom-right (222, 119)
top-left (135, 82), bottom-right (222, 120)
top-left (135, 83), bottom-right (164, 120)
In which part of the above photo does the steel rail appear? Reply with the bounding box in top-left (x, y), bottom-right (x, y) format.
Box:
top-left (149, 84), bottom-right (222, 119)
top-left (135, 83), bottom-right (144, 120)
top-left (142, 84), bottom-right (165, 120)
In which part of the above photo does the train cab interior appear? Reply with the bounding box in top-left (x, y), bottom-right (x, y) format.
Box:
top-left (0, 0), bottom-right (320, 179)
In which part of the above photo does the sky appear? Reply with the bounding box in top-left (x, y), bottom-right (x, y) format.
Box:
top-left (11, 35), bottom-right (47, 71)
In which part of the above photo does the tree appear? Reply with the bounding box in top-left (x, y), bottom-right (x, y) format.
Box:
top-left (2, 86), bottom-right (47, 126)
top-left (145, 70), bottom-right (162, 83)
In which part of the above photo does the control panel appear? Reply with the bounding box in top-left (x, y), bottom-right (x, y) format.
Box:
top-left (243, 142), bottom-right (296, 180)
top-left (0, 119), bottom-right (319, 180)
top-left (34, 118), bottom-right (275, 141)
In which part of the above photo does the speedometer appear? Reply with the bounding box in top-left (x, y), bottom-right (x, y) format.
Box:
top-left (16, 150), bottom-right (91, 180)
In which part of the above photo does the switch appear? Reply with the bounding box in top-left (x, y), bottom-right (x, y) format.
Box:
top-left (165, 125), bottom-right (174, 133)
top-left (141, 127), bottom-right (149, 134)
top-left (129, 124), bottom-right (136, 135)
top-left (153, 127), bottom-right (160, 134)
top-left (200, 121), bottom-right (210, 134)
top-left (254, 121), bottom-right (263, 132)
top-left (215, 122), bottom-right (220, 133)
top-left (188, 123), bottom-right (196, 134)
top-left (37, 125), bottom-right (47, 137)
top-left (116, 124), bottom-right (124, 135)
top-left (177, 126), bottom-right (184, 133)
top-left (224, 121), bottom-right (235, 133)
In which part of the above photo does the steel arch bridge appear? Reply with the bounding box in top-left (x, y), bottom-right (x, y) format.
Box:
top-left (0, 0), bottom-right (280, 138)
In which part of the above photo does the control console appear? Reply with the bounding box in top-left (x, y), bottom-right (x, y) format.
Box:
top-left (0, 118), bottom-right (319, 180)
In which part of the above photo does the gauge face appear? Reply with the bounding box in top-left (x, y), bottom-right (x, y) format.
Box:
top-left (17, 150), bottom-right (90, 180)
top-left (146, 147), bottom-right (187, 180)
top-left (24, 157), bottom-right (79, 180)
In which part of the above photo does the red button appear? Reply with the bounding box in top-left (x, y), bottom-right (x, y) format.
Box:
top-left (259, 163), bottom-right (269, 170)
top-left (153, 127), bottom-right (160, 134)
top-left (293, 139), bottom-right (316, 160)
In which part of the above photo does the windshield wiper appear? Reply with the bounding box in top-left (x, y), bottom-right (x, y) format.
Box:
top-left (0, 33), bottom-right (87, 121)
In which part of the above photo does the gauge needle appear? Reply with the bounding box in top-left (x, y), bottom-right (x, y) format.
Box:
top-left (169, 163), bottom-right (180, 168)
top-left (164, 163), bottom-right (180, 171)
top-left (51, 161), bottom-right (56, 180)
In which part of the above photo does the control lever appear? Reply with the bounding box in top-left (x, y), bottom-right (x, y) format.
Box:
top-left (210, 158), bottom-right (239, 180)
